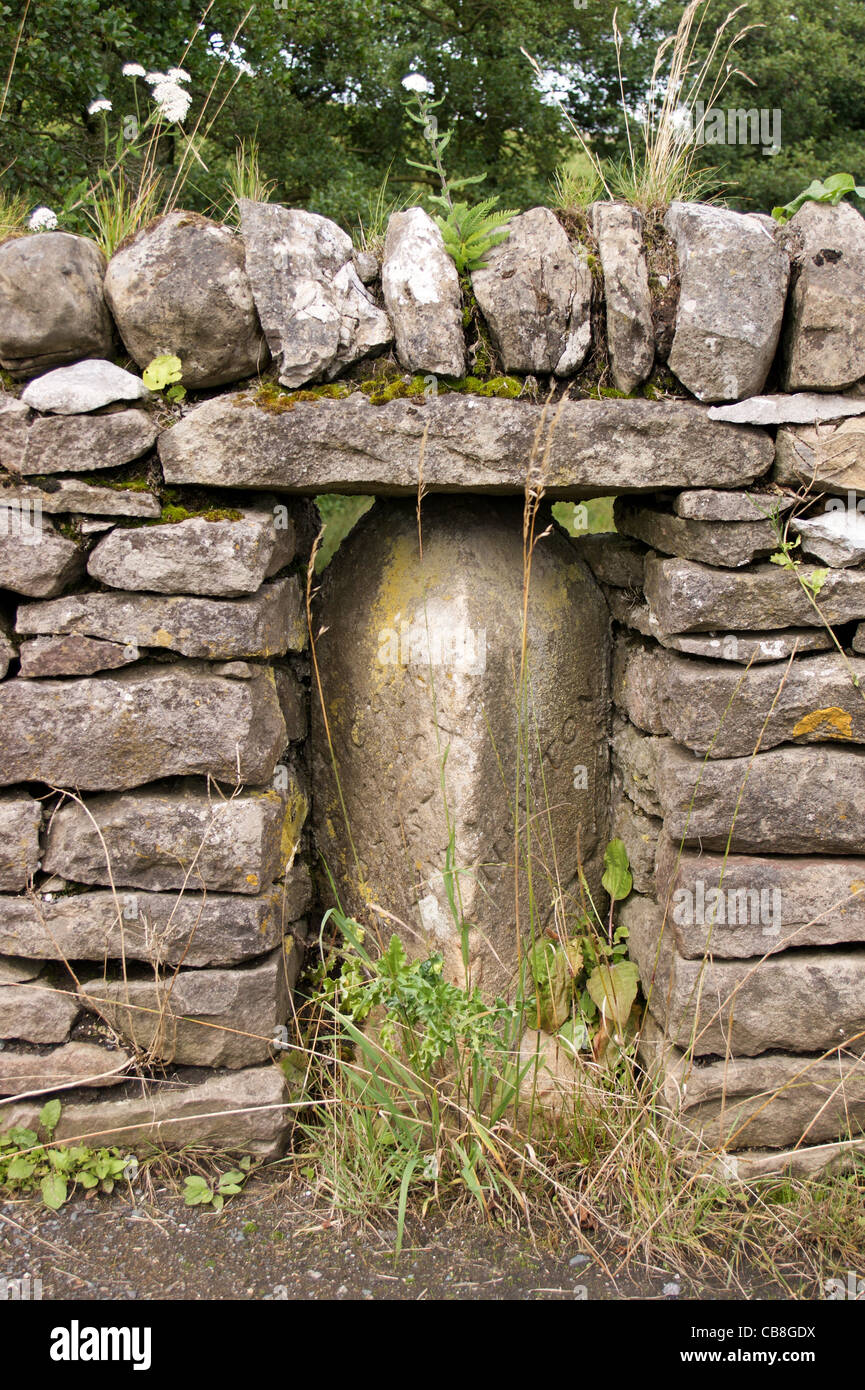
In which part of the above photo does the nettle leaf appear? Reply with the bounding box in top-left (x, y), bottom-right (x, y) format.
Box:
top-left (602, 839), bottom-right (632, 902)
top-left (587, 960), bottom-right (640, 1031)
top-left (143, 354), bottom-right (183, 392)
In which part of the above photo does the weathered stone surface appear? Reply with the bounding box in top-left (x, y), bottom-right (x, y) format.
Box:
top-left (716, 1138), bottom-right (865, 1181)
top-left (644, 555), bottom-right (865, 634)
top-left (87, 508), bottom-right (294, 597)
top-left (0, 477), bottom-right (160, 517)
top-left (0, 957), bottom-right (42, 985)
top-left (5, 1065), bottom-right (290, 1157)
top-left (665, 202), bottom-right (789, 402)
top-left (610, 784), bottom-right (659, 895)
top-left (44, 782), bottom-right (310, 897)
top-left (793, 509), bottom-right (865, 567)
top-left (775, 418), bottom-right (865, 493)
top-left (616, 499), bottom-right (777, 568)
top-left (0, 978), bottom-right (79, 1043)
top-left (16, 577), bottom-right (305, 659)
top-left (0, 1042), bottom-right (131, 1095)
top-left (274, 669), bottom-right (306, 742)
top-left (0, 882), bottom-right (299, 967)
top-left (313, 497), bottom-right (610, 999)
top-left (159, 392), bottom-right (773, 496)
top-left (353, 249), bottom-right (379, 284)
top-left (382, 208), bottom-right (465, 376)
top-left (5, 408), bottom-right (158, 475)
top-left (0, 794), bottom-right (42, 891)
top-left (21, 359), bottom-right (149, 414)
top-left (572, 533), bottom-right (646, 588)
top-left (0, 233), bottom-right (114, 376)
top-left (81, 944), bottom-right (297, 1066)
top-left (655, 833), bottom-right (865, 959)
top-left (471, 207), bottom-right (592, 376)
top-left (616, 643), bottom-right (865, 758)
top-left (18, 634), bottom-right (138, 678)
top-left (652, 738), bottom-right (865, 854)
top-left (611, 716), bottom-right (662, 819)
top-left (641, 1016), bottom-right (865, 1149)
top-left (0, 661), bottom-right (287, 790)
top-left (673, 489), bottom-right (795, 522)
top-left (709, 392), bottom-right (865, 426)
top-left (660, 627), bottom-right (832, 664)
top-left (0, 620), bottom-right (12, 679)
top-left (239, 201), bottom-right (391, 387)
top-left (0, 520), bottom-right (84, 597)
top-left (781, 201), bottom-right (865, 391)
top-left (626, 894), bottom-right (865, 1057)
top-left (104, 212), bottom-right (267, 388)
top-left (592, 202), bottom-right (654, 392)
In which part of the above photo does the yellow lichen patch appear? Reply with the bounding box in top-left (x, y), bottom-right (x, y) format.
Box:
top-left (280, 785), bottom-right (309, 864)
top-left (850, 879), bottom-right (865, 896)
top-left (792, 707), bottom-right (853, 740)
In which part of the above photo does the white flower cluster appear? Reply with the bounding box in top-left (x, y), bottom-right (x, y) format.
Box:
top-left (123, 60), bottom-right (192, 124)
top-left (87, 98), bottom-right (113, 116)
top-left (402, 72), bottom-right (434, 95)
top-left (28, 206), bottom-right (58, 231)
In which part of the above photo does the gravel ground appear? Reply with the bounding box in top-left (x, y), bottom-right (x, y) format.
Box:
top-left (0, 1170), bottom-right (795, 1301)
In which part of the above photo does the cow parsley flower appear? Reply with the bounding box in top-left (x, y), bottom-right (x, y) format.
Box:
top-left (87, 98), bottom-right (113, 115)
top-left (28, 206), bottom-right (58, 232)
top-left (402, 73), bottom-right (434, 95)
top-left (122, 63), bottom-right (147, 78)
top-left (145, 70), bottom-right (193, 124)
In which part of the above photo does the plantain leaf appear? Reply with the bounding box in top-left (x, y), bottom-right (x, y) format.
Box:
top-left (602, 839), bottom-right (632, 902)
top-left (586, 960), bottom-right (640, 1031)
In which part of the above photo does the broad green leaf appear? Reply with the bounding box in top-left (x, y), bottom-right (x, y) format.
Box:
top-left (142, 354), bottom-right (183, 392)
top-left (602, 838), bottom-right (632, 902)
top-left (39, 1098), bottom-right (61, 1135)
top-left (587, 960), bottom-right (640, 1031)
top-left (41, 1172), bottom-right (68, 1210)
top-left (6, 1157), bottom-right (36, 1180)
top-left (529, 940), bottom-right (571, 1032)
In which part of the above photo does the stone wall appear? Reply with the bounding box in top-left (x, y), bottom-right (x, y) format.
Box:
top-left (1, 194), bottom-right (865, 1170)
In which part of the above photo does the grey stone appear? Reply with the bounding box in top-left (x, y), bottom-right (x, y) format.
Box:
top-left (0, 794), bottom-right (42, 890)
top-left (104, 211), bottom-right (268, 388)
top-left (655, 833), bottom-right (865, 958)
top-left (644, 554), bottom-right (865, 634)
top-left (313, 496), bottom-right (610, 999)
top-left (0, 661), bottom-right (287, 791)
top-left (0, 979), bottom-right (79, 1043)
top-left (0, 881), bottom-right (302, 967)
top-left (0, 1042), bottom-right (131, 1095)
top-left (572, 532), bottom-right (646, 588)
top-left (781, 201), bottom-right (865, 391)
top-left (0, 233), bottom-right (113, 376)
top-left (80, 943), bottom-right (297, 1066)
top-left (21, 359), bottom-right (149, 414)
top-left (591, 202), bottom-right (654, 392)
top-left (382, 208), bottom-right (465, 376)
top-left (610, 715), bottom-right (662, 819)
top-left (615, 643), bottom-right (865, 758)
top-left (6, 409), bottom-right (158, 475)
top-left (775, 418), bottom-right (865, 493)
top-left (673, 489), bottom-right (795, 522)
top-left (0, 477), bottom-right (160, 517)
top-left (708, 392), bottom-right (865, 426)
top-left (0, 519), bottom-right (84, 597)
top-left (87, 508), bottom-right (294, 597)
top-left (610, 783), bottom-right (659, 895)
top-left (353, 249), bottom-right (379, 284)
top-left (615, 499), bottom-right (778, 568)
top-left (18, 634), bottom-right (138, 678)
top-left (0, 958), bottom-right (43, 985)
top-left (274, 668), bottom-right (306, 742)
top-left (641, 1015), bottom-right (865, 1149)
top-left (239, 201), bottom-right (391, 387)
top-left (16, 576), bottom-right (306, 659)
top-left (471, 207), bottom-right (592, 375)
top-left (665, 202), bottom-right (789, 401)
top-left (793, 510), bottom-right (865, 567)
top-left (626, 894), bottom-right (865, 1057)
top-left (0, 618), bottom-right (13, 678)
top-left (159, 392), bottom-right (773, 497)
top-left (714, 1139), bottom-right (865, 1181)
top-left (660, 627), bottom-right (832, 663)
top-left (5, 1065), bottom-right (290, 1157)
top-left (653, 738), bottom-right (865, 853)
top-left (43, 782), bottom-right (310, 896)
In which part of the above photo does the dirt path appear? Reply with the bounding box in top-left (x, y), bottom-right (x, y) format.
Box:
top-left (0, 1171), bottom-right (797, 1301)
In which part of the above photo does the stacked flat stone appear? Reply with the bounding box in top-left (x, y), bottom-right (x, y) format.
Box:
top-left (1, 195), bottom-right (865, 1170)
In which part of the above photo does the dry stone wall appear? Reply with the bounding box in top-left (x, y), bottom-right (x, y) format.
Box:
top-left (1, 194), bottom-right (865, 1172)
